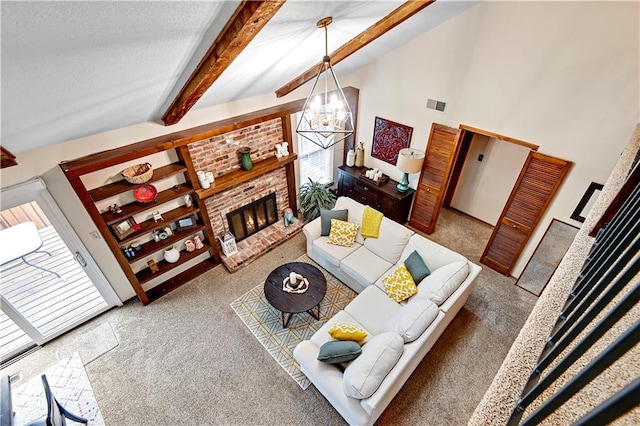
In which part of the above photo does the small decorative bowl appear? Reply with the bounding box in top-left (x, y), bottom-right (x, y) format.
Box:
top-left (133, 184), bottom-right (158, 203)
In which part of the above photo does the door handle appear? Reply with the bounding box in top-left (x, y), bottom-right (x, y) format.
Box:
top-left (75, 251), bottom-right (87, 267)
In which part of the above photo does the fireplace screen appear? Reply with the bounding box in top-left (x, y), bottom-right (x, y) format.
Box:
top-left (227, 193), bottom-right (278, 242)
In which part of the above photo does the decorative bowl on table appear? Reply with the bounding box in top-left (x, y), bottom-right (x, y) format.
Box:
top-left (133, 184), bottom-right (158, 203)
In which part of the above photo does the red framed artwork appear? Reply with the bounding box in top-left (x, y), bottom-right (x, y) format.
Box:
top-left (371, 116), bottom-right (413, 165)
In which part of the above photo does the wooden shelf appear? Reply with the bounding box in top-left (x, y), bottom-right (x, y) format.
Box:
top-left (136, 244), bottom-right (211, 284)
top-left (115, 206), bottom-right (200, 247)
top-left (196, 154), bottom-right (297, 199)
top-left (145, 258), bottom-right (217, 302)
top-left (102, 185), bottom-right (194, 225)
top-left (125, 225), bottom-right (206, 262)
top-left (88, 163), bottom-right (187, 201)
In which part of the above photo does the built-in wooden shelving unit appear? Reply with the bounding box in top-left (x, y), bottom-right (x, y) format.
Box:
top-left (61, 151), bottom-right (217, 305)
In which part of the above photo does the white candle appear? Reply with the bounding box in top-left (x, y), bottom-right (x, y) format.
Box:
top-left (289, 271), bottom-right (297, 285)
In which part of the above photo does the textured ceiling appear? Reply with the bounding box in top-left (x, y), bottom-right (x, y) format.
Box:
top-left (1, 1), bottom-right (478, 154)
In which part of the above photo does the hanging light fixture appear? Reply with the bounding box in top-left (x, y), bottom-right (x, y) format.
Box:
top-left (296, 17), bottom-right (354, 150)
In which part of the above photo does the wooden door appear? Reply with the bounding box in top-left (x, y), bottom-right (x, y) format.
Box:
top-left (407, 123), bottom-right (462, 234)
top-left (481, 152), bottom-right (572, 275)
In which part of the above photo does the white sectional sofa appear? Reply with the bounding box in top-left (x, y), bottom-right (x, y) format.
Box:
top-left (294, 197), bottom-right (481, 426)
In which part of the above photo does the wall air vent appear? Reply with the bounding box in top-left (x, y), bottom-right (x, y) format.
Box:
top-left (426, 98), bottom-right (446, 112)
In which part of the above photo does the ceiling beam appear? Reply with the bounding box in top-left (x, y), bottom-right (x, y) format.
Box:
top-left (1, 146), bottom-right (18, 168)
top-left (162, 0), bottom-right (286, 126)
top-left (275, 0), bottom-right (435, 98)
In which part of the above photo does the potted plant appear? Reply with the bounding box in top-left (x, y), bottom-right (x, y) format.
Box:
top-left (299, 178), bottom-right (336, 221)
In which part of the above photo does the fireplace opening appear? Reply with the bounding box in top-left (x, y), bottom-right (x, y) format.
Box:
top-left (227, 193), bottom-right (278, 242)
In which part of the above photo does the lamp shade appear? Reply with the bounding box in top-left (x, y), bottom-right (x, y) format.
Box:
top-left (396, 148), bottom-right (425, 174)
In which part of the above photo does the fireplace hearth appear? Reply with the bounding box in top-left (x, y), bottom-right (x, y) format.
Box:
top-left (227, 193), bottom-right (278, 242)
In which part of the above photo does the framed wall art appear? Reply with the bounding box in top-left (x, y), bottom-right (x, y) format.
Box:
top-left (371, 116), bottom-right (413, 166)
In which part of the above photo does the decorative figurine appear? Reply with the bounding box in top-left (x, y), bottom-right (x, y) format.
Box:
top-left (164, 226), bottom-right (173, 236)
top-left (284, 207), bottom-right (295, 227)
top-left (193, 235), bottom-right (204, 250)
top-left (147, 259), bottom-right (159, 273)
top-left (184, 239), bottom-right (196, 252)
top-left (183, 194), bottom-right (193, 208)
top-left (275, 143), bottom-right (283, 158)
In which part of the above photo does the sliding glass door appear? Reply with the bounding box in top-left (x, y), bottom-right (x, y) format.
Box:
top-left (1, 179), bottom-right (120, 364)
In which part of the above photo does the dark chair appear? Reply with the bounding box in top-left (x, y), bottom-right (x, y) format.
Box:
top-left (1, 375), bottom-right (13, 426)
top-left (25, 375), bottom-right (87, 426)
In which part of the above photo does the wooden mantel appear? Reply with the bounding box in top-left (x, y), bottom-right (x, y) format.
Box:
top-left (195, 153), bottom-right (297, 200)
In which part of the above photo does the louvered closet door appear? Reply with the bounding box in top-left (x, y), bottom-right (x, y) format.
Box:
top-left (407, 123), bottom-right (461, 234)
top-left (481, 152), bottom-right (572, 275)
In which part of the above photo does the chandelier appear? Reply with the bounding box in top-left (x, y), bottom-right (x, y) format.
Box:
top-left (296, 17), bottom-right (354, 150)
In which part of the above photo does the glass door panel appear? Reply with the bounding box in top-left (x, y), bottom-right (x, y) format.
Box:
top-left (1, 197), bottom-right (113, 364)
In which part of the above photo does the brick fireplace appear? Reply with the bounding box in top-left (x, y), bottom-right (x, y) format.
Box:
top-left (187, 118), bottom-right (304, 272)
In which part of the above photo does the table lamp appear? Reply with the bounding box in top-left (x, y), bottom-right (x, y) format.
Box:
top-left (396, 148), bottom-right (425, 192)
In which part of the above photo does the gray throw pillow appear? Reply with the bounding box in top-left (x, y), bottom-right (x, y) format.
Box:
top-left (404, 250), bottom-right (431, 284)
top-left (320, 209), bottom-right (348, 236)
top-left (317, 340), bottom-right (362, 364)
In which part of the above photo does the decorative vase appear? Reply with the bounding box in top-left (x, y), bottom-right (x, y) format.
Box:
top-left (346, 149), bottom-right (356, 167)
top-left (163, 246), bottom-right (180, 263)
top-left (238, 147), bottom-right (253, 171)
top-left (355, 141), bottom-right (365, 167)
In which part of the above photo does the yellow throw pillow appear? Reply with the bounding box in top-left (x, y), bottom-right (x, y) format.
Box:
top-left (328, 323), bottom-right (368, 342)
top-left (361, 206), bottom-right (384, 238)
top-left (383, 263), bottom-right (418, 302)
top-left (327, 219), bottom-right (359, 247)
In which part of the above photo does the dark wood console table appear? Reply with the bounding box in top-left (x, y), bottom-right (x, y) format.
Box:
top-left (337, 166), bottom-right (415, 224)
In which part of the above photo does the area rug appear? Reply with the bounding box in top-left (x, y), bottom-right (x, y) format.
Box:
top-left (11, 352), bottom-right (105, 425)
top-left (230, 254), bottom-right (356, 389)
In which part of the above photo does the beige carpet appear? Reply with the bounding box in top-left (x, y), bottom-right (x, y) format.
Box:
top-left (230, 254), bottom-right (356, 389)
top-left (2, 211), bottom-right (537, 425)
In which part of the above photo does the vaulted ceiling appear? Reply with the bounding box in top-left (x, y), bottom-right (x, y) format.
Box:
top-left (1, 1), bottom-right (478, 155)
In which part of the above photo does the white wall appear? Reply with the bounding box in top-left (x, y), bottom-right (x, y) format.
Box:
top-left (351, 0), bottom-right (639, 277)
top-left (450, 135), bottom-right (530, 226)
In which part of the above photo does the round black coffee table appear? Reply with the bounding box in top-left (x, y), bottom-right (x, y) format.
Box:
top-left (264, 262), bottom-right (327, 328)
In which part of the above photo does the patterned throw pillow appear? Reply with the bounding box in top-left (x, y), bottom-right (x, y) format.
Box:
top-left (383, 263), bottom-right (418, 302)
top-left (328, 323), bottom-right (368, 342)
top-left (327, 219), bottom-right (359, 247)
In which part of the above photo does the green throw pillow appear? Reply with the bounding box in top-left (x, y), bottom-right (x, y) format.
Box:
top-left (317, 340), bottom-right (362, 364)
top-left (404, 250), bottom-right (431, 284)
top-left (320, 209), bottom-right (348, 236)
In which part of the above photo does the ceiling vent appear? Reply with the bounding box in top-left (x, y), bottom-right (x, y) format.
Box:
top-left (426, 98), bottom-right (446, 112)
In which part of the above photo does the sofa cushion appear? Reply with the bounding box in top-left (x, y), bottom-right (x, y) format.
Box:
top-left (313, 237), bottom-right (361, 267)
top-left (384, 299), bottom-right (439, 343)
top-left (328, 219), bottom-right (360, 247)
top-left (415, 260), bottom-right (470, 305)
top-left (345, 286), bottom-right (401, 335)
top-left (334, 197), bottom-right (366, 245)
top-left (364, 218), bottom-right (414, 264)
top-left (340, 247), bottom-right (393, 289)
top-left (361, 206), bottom-right (384, 238)
top-left (382, 263), bottom-right (418, 303)
top-left (311, 310), bottom-right (370, 347)
top-left (320, 208), bottom-right (348, 236)
top-left (318, 340), bottom-right (362, 364)
top-left (328, 323), bottom-right (368, 342)
top-left (342, 332), bottom-right (404, 399)
top-left (404, 250), bottom-right (431, 284)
